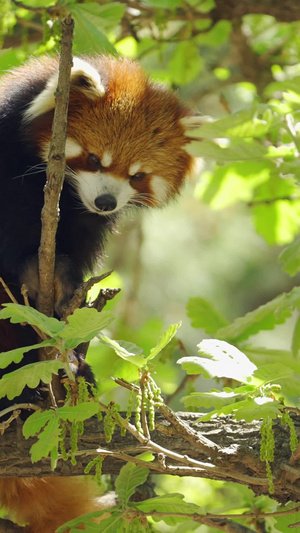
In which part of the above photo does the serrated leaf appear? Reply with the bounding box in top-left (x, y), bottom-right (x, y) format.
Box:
top-left (178, 339), bottom-right (257, 382)
top-left (0, 339), bottom-right (56, 369)
top-left (279, 239), bottom-right (300, 276)
top-left (234, 397), bottom-right (281, 422)
top-left (61, 308), bottom-right (114, 348)
top-left (181, 390), bottom-right (243, 409)
top-left (57, 402), bottom-right (99, 422)
top-left (98, 335), bottom-right (146, 367)
top-left (56, 510), bottom-right (117, 532)
top-left (147, 322), bottom-right (181, 362)
top-left (115, 463), bottom-right (149, 504)
top-left (23, 409), bottom-right (53, 438)
top-left (30, 416), bottom-right (60, 462)
top-left (0, 303), bottom-right (64, 337)
top-left (186, 298), bottom-right (228, 333)
top-left (135, 493), bottom-right (203, 515)
top-left (216, 287), bottom-right (300, 343)
top-left (0, 360), bottom-right (64, 400)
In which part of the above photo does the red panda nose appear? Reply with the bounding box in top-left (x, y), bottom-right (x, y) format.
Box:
top-left (94, 194), bottom-right (117, 212)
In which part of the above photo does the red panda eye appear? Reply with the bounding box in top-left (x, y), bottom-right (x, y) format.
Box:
top-left (88, 153), bottom-right (103, 171)
top-left (130, 172), bottom-right (146, 182)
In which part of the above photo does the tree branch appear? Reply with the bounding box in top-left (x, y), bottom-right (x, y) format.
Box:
top-left (2, 413), bottom-right (300, 503)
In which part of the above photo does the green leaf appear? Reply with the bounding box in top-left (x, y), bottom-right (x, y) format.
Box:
top-left (216, 286), bottom-right (300, 343)
top-left (253, 200), bottom-right (300, 245)
top-left (70, 3), bottom-right (119, 54)
top-left (254, 363), bottom-right (293, 383)
top-left (186, 139), bottom-right (268, 160)
top-left (30, 416), bottom-right (60, 462)
top-left (60, 308), bottom-right (115, 348)
top-left (57, 402), bottom-right (99, 422)
top-left (0, 360), bottom-right (64, 400)
top-left (115, 463), bottom-right (149, 504)
top-left (186, 298), bottom-right (229, 333)
top-left (0, 339), bottom-right (56, 369)
top-left (292, 314), bottom-right (300, 357)
top-left (23, 409), bottom-right (53, 438)
top-left (135, 493), bottom-right (203, 515)
top-left (0, 303), bottom-right (64, 337)
top-left (178, 339), bottom-right (257, 382)
top-left (279, 239), bottom-right (300, 276)
top-left (181, 390), bottom-right (245, 409)
top-left (98, 335), bottom-right (146, 367)
top-left (147, 322), bottom-right (181, 362)
top-left (233, 397), bottom-right (281, 422)
top-left (197, 162), bottom-right (270, 209)
top-left (169, 41), bottom-right (202, 85)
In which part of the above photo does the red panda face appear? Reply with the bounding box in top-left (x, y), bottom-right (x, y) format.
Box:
top-left (24, 56), bottom-right (204, 215)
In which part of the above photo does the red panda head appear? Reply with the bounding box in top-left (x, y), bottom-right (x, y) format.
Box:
top-left (24, 56), bottom-right (204, 215)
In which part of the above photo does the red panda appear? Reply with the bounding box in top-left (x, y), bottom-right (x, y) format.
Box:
top-left (0, 55), bottom-right (203, 532)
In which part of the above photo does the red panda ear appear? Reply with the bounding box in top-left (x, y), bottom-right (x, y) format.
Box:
top-left (23, 57), bottom-right (105, 122)
top-left (69, 57), bottom-right (105, 100)
top-left (180, 114), bottom-right (211, 133)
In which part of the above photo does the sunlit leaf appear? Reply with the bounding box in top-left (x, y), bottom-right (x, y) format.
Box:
top-left (147, 322), bottom-right (181, 361)
top-left (279, 239), bottom-right (300, 276)
top-left (60, 308), bottom-right (115, 348)
top-left (115, 463), bottom-right (149, 504)
top-left (0, 303), bottom-right (64, 337)
top-left (178, 339), bottom-right (257, 382)
top-left (98, 335), bottom-right (146, 367)
top-left (0, 360), bottom-right (64, 400)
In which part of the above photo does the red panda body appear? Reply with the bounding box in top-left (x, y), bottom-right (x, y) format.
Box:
top-left (0, 55), bottom-right (200, 531)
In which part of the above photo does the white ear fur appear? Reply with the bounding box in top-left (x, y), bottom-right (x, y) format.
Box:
top-left (23, 57), bottom-right (105, 122)
top-left (180, 114), bottom-right (212, 131)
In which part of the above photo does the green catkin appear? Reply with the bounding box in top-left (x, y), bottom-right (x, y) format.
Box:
top-left (260, 417), bottom-right (275, 493)
top-left (135, 391), bottom-right (143, 434)
top-left (84, 457), bottom-right (98, 474)
top-left (147, 383), bottom-right (155, 431)
top-left (121, 390), bottom-right (135, 437)
top-left (95, 456), bottom-right (103, 486)
top-left (70, 422), bottom-right (78, 465)
top-left (84, 456), bottom-right (103, 486)
top-left (104, 404), bottom-right (117, 443)
top-left (59, 420), bottom-right (68, 461)
top-left (281, 412), bottom-right (299, 451)
top-left (78, 377), bottom-right (90, 403)
top-left (149, 377), bottom-right (163, 405)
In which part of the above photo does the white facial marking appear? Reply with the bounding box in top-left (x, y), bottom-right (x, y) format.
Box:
top-left (65, 138), bottom-right (82, 159)
top-left (101, 151), bottom-right (113, 168)
top-left (70, 171), bottom-right (135, 214)
top-left (151, 176), bottom-right (169, 206)
top-left (129, 162), bottom-right (142, 176)
top-left (24, 57), bottom-right (105, 122)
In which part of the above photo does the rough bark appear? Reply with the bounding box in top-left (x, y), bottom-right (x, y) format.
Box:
top-left (1, 412), bottom-right (300, 504)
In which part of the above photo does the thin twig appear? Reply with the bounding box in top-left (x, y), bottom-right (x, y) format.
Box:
top-left (37, 14), bottom-right (74, 319)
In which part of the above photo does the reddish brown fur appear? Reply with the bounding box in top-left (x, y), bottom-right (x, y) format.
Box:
top-left (0, 477), bottom-right (102, 532)
top-left (27, 56), bottom-right (193, 204)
